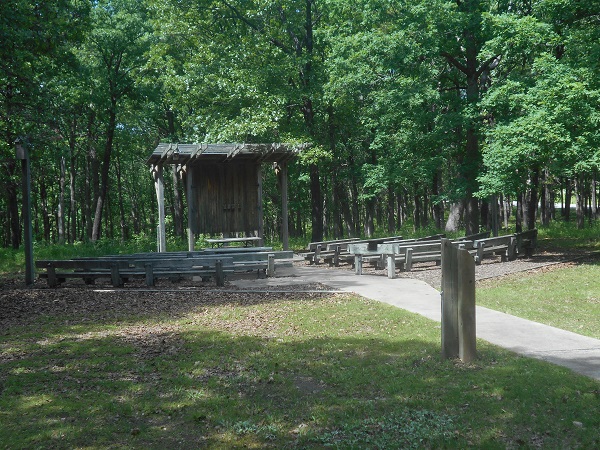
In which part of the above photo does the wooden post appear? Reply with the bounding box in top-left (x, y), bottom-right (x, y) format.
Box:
top-left (185, 165), bottom-right (195, 251)
top-left (152, 164), bottom-right (167, 252)
top-left (490, 195), bottom-right (499, 237)
top-left (457, 247), bottom-right (476, 362)
top-left (441, 239), bottom-right (476, 362)
top-left (15, 139), bottom-right (34, 286)
top-left (257, 164), bottom-right (264, 246)
top-left (280, 162), bottom-right (289, 250)
top-left (441, 239), bottom-right (459, 359)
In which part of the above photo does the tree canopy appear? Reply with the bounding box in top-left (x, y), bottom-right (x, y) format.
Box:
top-left (2, 0), bottom-right (599, 248)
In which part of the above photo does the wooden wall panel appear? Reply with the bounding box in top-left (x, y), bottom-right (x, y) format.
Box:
top-left (191, 162), bottom-right (259, 234)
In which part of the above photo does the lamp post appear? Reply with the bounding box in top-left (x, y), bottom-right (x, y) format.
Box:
top-left (15, 138), bottom-right (34, 286)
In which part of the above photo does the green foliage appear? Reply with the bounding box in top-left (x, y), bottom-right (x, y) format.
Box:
top-left (479, 55), bottom-right (600, 196)
top-left (3, 0), bottom-right (600, 248)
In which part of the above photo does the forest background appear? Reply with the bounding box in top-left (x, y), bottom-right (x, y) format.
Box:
top-left (1, 0), bottom-right (599, 250)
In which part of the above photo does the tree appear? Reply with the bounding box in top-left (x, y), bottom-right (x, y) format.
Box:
top-left (0, 0), bottom-right (90, 248)
top-left (79, 0), bottom-right (152, 241)
top-left (478, 1), bottom-right (600, 229)
top-left (149, 0), bottom-right (332, 240)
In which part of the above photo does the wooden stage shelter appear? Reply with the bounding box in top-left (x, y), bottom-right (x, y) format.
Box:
top-left (147, 143), bottom-right (305, 252)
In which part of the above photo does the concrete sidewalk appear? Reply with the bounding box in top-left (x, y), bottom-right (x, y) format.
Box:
top-left (232, 266), bottom-right (600, 381)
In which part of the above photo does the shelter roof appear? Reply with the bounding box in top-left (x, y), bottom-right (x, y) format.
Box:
top-left (147, 143), bottom-right (306, 166)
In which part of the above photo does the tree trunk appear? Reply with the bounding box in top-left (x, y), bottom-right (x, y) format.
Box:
top-left (500, 194), bottom-right (509, 230)
top-left (58, 155), bottom-right (66, 244)
top-left (445, 201), bottom-right (464, 233)
top-left (115, 152), bottom-right (127, 242)
top-left (69, 127), bottom-right (78, 243)
top-left (574, 176), bottom-right (585, 229)
top-left (350, 162), bottom-right (361, 235)
top-left (39, 171), bottom-right (51, 242)
top-left (309, 163), bottom-right (323, 242)
top-left (91, 99), bottom-right (117, 241)
top-left (332, 175), bottom-right (346, 239)
top-left (527, 168), bottom-right (539, 230)
top-left (413, 186), bottom-right (421, 231)
top-left (563, 178), bottom-right (572, 221)
top-left (515, 193), bottom-right (523, 233)
top-left (542, 169), bottom-right (552, 226)
top-left (480, 198), bottom-right (489, 231)
top-left (421, 189), bottom-right (429, 228)
top-left (7, 178), bottom-right (20, 249)
top-left (432, 170), bottom-right (443, 230)
top-left (364, 198), bottom-right (375, 237)
top-left (591, 172), bottom-right (598, 219)
top-left (85, 111), bottom-right (97, 240)
top-left (387, 187), bottom-right (395, 234)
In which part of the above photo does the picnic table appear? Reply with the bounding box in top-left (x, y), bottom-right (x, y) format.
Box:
top-left (205, 237), bottom-right (262, 248)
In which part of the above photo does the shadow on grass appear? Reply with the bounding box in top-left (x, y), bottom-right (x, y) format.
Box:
top-left (1, 290), bottom-right (600, 449)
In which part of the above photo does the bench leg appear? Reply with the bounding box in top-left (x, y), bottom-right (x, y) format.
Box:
top-left (111, 264), bottom-right (123, 287)
top-left (266, 254), bottom-right (275, 277)
top-left (387, 255), bottom-right (396, 279)
top-left (47, 266), bottom-right (57, 287)
top-left (215, 260), bottom-right (225, 287)
top-left (145, 263), bottom-right (155, 287)
top-left (405, 249), bottom-right (413, 272)
top-left (475, 243), bottom-right (484, 265)
top-left (508, 237), bottom-right (517, 260)
top-left (355, 255), bottom-right (363, 275)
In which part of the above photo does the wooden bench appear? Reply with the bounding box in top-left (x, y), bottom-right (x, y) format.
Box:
top-left (382, 233), bottom-right (446, 244)
top-left (472, 235), bottom-right (517, 265)
top-left (131, 257), bottom-right (235, 286)
top-left (375, 242), bottom-right (445, 276)
top-left (317, 236), bottom-right (404, 267)
top-left (70, 249), bottom-right (294, 282)
top-left (36, 256), bottom-right (235, 287)
top-left (356, 237), bottom-right (479, 278)
top-left (351, 236), bottom-right (447, 273)
top-left (320, 238), bottom-right (395, 267)
top-left (226, 250), bottom-right (294, 277)
top-left (303, 238), bottom-right (360, 265)
top-left (515, 229), bottom-right (537, 257)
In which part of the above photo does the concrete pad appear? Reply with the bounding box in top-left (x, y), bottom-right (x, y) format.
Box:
top-left (231, 265), bottom-right (600, 381)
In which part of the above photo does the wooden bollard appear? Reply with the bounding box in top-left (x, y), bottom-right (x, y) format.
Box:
top-left (441, 239), bottom-right (476, 362)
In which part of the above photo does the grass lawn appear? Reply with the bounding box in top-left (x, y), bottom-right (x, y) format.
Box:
top-left (1, 287), bottom-right (599, 449)
top-left (477, 257), bottom-right (600, 340)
